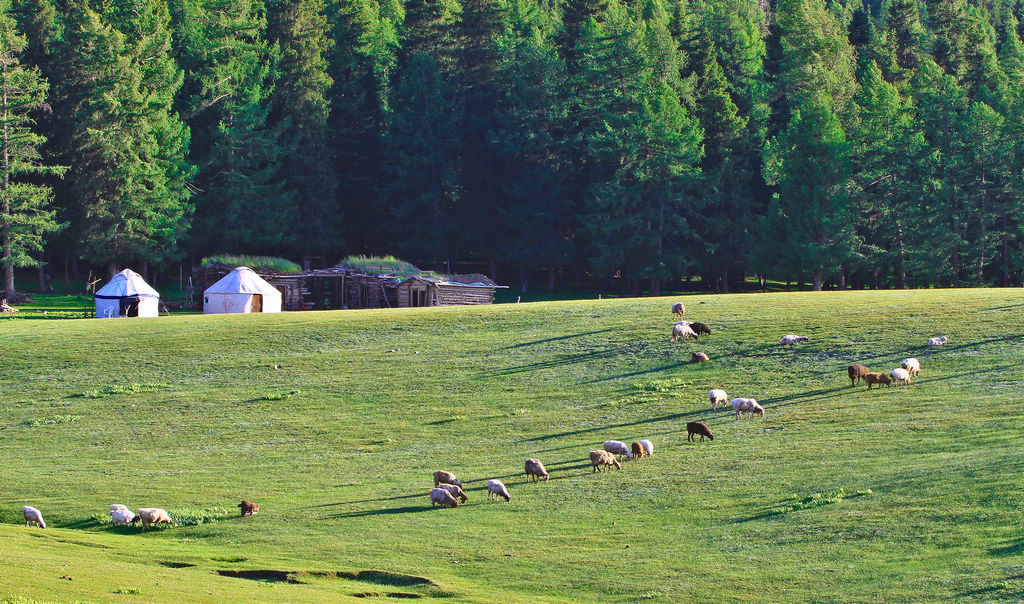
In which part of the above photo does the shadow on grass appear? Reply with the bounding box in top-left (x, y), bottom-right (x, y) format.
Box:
top-left (990, 538), bottom-right (1024, 556)
top-left (955, 573), bottom-right (1024, 598)
top-left (481, 339), bottom-right (663, 377)
top-left (502, 329), bottom-right (616, 349)
top-left (323, 505), bottom-right (440, 519)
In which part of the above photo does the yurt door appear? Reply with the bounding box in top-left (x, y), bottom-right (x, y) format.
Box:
top-left (121, 297), bottom-right (140, 317)
top-left (250, 294), bottom-right (263, 313)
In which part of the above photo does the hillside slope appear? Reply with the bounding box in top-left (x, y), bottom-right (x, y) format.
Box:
top-left (1, 289), bottom-right (1023, 602)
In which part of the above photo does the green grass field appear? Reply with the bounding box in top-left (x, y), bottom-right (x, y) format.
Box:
top-left (1, 289), bottom-right (1023, 602)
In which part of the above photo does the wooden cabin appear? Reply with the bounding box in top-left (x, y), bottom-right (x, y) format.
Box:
top-left (302, 266), bottom-right (503, 310)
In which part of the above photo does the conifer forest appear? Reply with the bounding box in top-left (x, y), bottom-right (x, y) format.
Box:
top-left (2, 0), bottom-right (1024, 296)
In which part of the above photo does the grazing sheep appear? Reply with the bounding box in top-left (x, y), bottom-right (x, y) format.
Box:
top-left (848, 364), bottom-right (870, 387)
top-left (901, 358), bottom-right (921, 377)
top-left (671, 302), bottom-right (685, 320)
top-left (780, 335), bottom-right (809, 345)
top-left (487, 479), bottom-right (510, 502)
top-left (524, 458), bottom-right (550, 482)
top-left (110, 508), bottom-right (136, 526)
top-left (433, 470), bottom-right (463, 488)
top-left (690, 322), bottom-right (711, 336)
top-left (639, 439), bottom-right (654, 457)
top-left (709, 389), bottom-right (729, 410)
top-left (630, 442), bottom-right (645, 460)
top-left (430, 488), bottom-right (459, 508)
top-left (136, 508), bottom-right (173, 532)
top-left (436, 483), bottom-right (468, 503)
top-left (730, 398), bottom-right (765, 418)
top-left (238, 500), bottom-right (260, 516)
top-left (671, 322), bottom-right (698, 343)
top-left (864, 372), bottom-right (891, 388)
top-left (890, 367), bottom-right (912, 385)
top-left (692, 351), bottom-right (710, 363)
top-left (687, 422), bottom-right (714, 441)
top-left (23, 506), bottom-right (45, 529)
top-left (589, 450), bottom-right (622, 472)
top-left (927, 336), bottom-right (948, 346)
top-left (603, 440), bottom-right (633, 461)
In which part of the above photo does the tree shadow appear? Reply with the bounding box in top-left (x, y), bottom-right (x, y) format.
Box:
top-left (990, 538), bottom-right (1024, 556)
top-left (322, 505), bottom-right (440, 520)
top-left (501, 329), bottom-right (616, 350)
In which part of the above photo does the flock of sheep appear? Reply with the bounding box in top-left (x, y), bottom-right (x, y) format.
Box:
top-left (17, 300), bottom-right (952, 525)
top-left (20, 500), bottom-right (260, 533)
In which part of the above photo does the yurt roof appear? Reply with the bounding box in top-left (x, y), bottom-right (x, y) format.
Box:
top-left (95, 269), bottom-right (160, 299)
top-left (205, 266), bottom-right (282, 297)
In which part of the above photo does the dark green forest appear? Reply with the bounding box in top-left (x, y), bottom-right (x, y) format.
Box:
top-left (1, 0), bottom-right (1024, 297)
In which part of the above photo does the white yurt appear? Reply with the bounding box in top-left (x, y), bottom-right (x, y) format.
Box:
top-left (204, 266), bottom-right (283, 314)
top-left (94, 269), bottom-right (161, 318)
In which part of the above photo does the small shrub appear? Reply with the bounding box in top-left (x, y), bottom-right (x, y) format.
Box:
top-left (24, 415), bottom-right (80, 426)
top-left (113, 586), bottom-right (142, 595)
top-left (170, 507), bottom-right (230, 527)
top-left (76, 383), bottom-right (168, 398)
top-left (257, 390), bottom-right (300, 401)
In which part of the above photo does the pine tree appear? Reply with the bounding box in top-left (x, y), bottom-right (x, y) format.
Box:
top-left (59, 0), bottom-right (191, 276)
top-left (185, 0), bottom-right (293, 255)
top-left (763, 91), bottom-right (856, 290)
top-left (269, 0), bottom-right (338, 267)
top-left (0, 0), bottom-right (65, 299)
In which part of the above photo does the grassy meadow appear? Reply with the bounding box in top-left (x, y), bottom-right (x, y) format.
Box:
top-left (1, 289), bottom-right (1023, 602)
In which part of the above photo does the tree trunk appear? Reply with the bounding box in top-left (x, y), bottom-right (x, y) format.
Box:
top-left (489, 258), bottom-right (497, 281)
top-left (785, 279), bottom-right (791, 292)
top-left (1, 60), bottom-right (11, 301)
top-left (38, 249), bottom-right (46, 291)
top-left (302, 253), bottom-right (312, 271)
top-left (519, 269), bottom-right (528, 294)
top-left (649, 278), bottom-right (660, 297)
top-left (1001, 225), bottom-right (1009, 287)
top-left (72, 257), bottom-right (81, 280)
top-left (838, 265), bottom-right (846, 290)
top-left (951, 219), bottom-right (960, 287)
top-left (721, 269), bottom-right (730, 294)
top-left (107, 260), bottom-right (118, 279)
top-left (896, 220), bottom-right (907, 289)
top-left (977, 194), bottom-right (986, 285)
top-left (812, 269), bottom-right (823, 291)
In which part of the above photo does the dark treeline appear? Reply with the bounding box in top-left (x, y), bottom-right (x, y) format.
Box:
top-left (2, 0), bottom-right (1024, 298)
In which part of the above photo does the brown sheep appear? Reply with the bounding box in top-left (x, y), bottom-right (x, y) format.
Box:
top-left (690, 322), bottom-right (711, 336)
top-left (687, 422), bottom-right (714, 442)
top-left (692, 351), bottom-right (710, 363)
top-left (238, 500), bottom-right (260, 516)
top-left (430, 488), bottom-right (459, 508)
top-left (436, 483), bottom-right (468, 503)
top-left (848, 364), bottom-right (870, 387)
top-left (589, 450), bottom-right (622, 472)
top-left (864, 372), bottom-right (892, 388)
top-left (525, 458), bottom-right (549, 482)
top-left (433, 470), bottom-right (463, 488)
top-left (630, 442), bottom-right (645, 459)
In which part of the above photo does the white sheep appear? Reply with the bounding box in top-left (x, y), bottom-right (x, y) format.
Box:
top-left (890, 367), bottom-right (912, 385)
top-left (900, 358), bottom-right (921, 377)
top-left (23, 506), bottom-right (45, 529)
top-left (671, 302), bottom-right (685, 320)
top-left (487, 479), bottom-right (510, 502)
top-left (708, 389), bottom-right (728, 409)
top-left (639, 439), bottom-right (654, 457)
top-left (671, 322), bottom-right (698, 343)
top-left (110, 508), bottom-right (136, 526)
top-left (731, 398), bottom-right (765, 418)
top-left (430, 488), bottom-right (459, 508)
top-left (433, 470), bottom-right (463, 488)
top-left (603, 440), bottom-right (633, 461)
top-left (927, 336), bottom-right (948, 346)
top-left (136, 508), bottom-right (173, 532)
top-left (780, 335), bottom-right (809, 345)
top-left (435, 483), bottom-right (468, 503)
